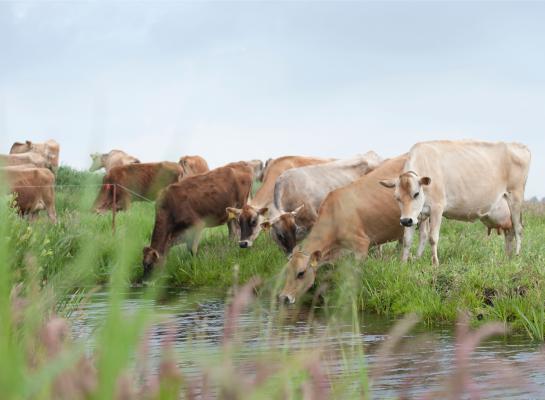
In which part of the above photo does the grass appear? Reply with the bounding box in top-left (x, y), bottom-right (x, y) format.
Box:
top-left (2, 166), bottom-right (545, 398)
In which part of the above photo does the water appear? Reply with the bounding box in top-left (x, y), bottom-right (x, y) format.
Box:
top-left (69, 289), bottom-right (545, 399)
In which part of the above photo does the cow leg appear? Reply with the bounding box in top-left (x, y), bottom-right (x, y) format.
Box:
top-left (416, 217), bottom-right (429, 259)
top-left (504, 228), bottom-right (515, 256)
top-left (505, 191), bottom-right (523, 255)
top-left (186, 222), bottom-right (205, 256)
top-left (428, 208), bottom-right (443, 266)
top-left (352, 236), bottom-right (370, 261)
top-left (401, 226), bottom-right (415, 262)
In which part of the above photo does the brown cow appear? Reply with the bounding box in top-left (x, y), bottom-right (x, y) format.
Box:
top-left (89, 150), bottom-right (140, 173)
top-left (227, 155), bottom-right (335, 248)
top-left (93, 162), bottom-right (181, 213)
top-left (142, 162), bottom-right (253, 276)
top-left (10, 140), bottom-right (60, 171)
top-left (1, 167), bottom-right (57, 222)
top-left (178, 155), bottom-right (209, 180)
top-left (279, 155), bottom-right (411, 304)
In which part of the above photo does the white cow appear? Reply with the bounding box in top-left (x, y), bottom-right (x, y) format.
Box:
top-left (380, 140), bottom-right (531, 265)
top-left (262, 151), bottom-right (384, 254)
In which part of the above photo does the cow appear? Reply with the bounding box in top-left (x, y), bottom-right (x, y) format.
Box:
top-left (89, 150), bottom-right (140, 173)
top-left (178, 155), bottom-right (210, 180)
top-left (93, 162), bottom-right (181, 213)
top-left (379, 140), bottom-right (531, 266)
top-left (10, 140), bottom-right (60, 171)
top-left (258, 158), bottom-right (273, 182)
top-left (0, 152), bottom-right (51, 170)
top-left (245, 159), bottom-right (264, 181)
top-left (278, 155), bottom-right (420, 304)
top-left (142, 162), bottom-right (253, 276)
top-left (1, 167), bottom-right (57, 222)
top-left (261, 152), bottom-right (384, 254)
top-left (226, 156), bottom-right (335, 249)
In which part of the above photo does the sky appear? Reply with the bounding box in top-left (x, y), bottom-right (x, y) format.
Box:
top-left (0, 1), bottom-right (544, 197)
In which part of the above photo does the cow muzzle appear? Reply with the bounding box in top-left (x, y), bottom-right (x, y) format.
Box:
top-left (239, 240), bottom-right (252, 249)
top-left (400, 218), bottom-right (414, 227)
top-left (278, 293), bottom-right (295, 304)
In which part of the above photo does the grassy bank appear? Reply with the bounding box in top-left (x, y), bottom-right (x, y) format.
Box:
top-left (5, 166), bottom-right (545, 338)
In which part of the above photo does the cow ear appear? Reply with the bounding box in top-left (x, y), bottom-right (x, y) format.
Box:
top-left (261, 221), bottom-right (271, 231)
top-left (379, 179), bottom-right (396, 189)
top-left (226, 207), bottom-right (241, 220)
top-left (258, 207), bottom-right (269, 216)
top-left (419, 177), bottom-right (431, 186)
top-left (291, 204), bottom-right (305, 217)
top-left (309, 250), bottom-right (322, 268)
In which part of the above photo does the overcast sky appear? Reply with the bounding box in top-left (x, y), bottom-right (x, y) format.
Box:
top-left (0, 1), bottom-right (543, 197)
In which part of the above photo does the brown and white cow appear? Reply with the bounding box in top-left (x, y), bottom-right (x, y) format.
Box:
top-left (0, 152), bottom-right (51, 170)
top-left (279, 155), bottom-right (415, 304)
top-left (227, 156), bottom-right (335, 249)
top-left (261, 152), bottom-right (384, 254)
top-left (89, 150), bottom-right (140, 173)
top-left (178, 155), bottom-right (209, 180)
top-left (10, 140), bottom-right (60, 171)
top-left (93, 162), bottom-right (181, 213)
top-left (142, 162), bottom-right (253, 276)
top-left (1, 167), bottom-right (57, 222)
top-left (379, 140), bottom-right (530, 265)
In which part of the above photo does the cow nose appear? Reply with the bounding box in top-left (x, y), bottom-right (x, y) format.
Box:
top-left (400, 218), bottom-right (413, 227)
top-left (278, 294), bottom-right (294, 304)
top-left (239, 241), bottom-right (248, 248)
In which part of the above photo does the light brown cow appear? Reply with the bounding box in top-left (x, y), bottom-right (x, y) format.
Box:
top-left (89, 150), bottom-right (140, 173)
top-left (178, 155), bottom-right (209, 180)
top-left (279, 155), bottom-right (414, 304)
top-left (10, 140), bottom-right (60, 171)
top-left (0, 152), bottom-right (51, 170)
top-left (245, 159), bottom-right (264, 181)
top-left (380, 140), bottom-right (530, 265)
top-left (1, 167), bottom-right (57, 222)
top-left (93, 162), bottom-right (181, 213)
top-left (142, 162), bottom-right (253, 276)
top-left (261, 152), bottom-right (384, 254)
top-left (227, 155), bottom-right (335, 249)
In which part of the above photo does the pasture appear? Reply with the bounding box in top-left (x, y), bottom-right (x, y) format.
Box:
top-left (2, 165), bottom-right (545, 399)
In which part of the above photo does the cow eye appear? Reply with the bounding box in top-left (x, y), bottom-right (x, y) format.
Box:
top-left (296, 270), bottom-right (305, 279)
top-left (414, 192), bottom-right (420, 199)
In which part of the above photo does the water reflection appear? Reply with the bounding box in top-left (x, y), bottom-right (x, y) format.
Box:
top-left (69, 289), bottom-right (545, 399)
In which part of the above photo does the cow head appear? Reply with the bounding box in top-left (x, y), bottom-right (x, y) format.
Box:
top-left (142, 246), bottom-right (162, 277)
top-left (380, 171), bottom-right (431, 227)
top-left (89, 153), bottom-right (104, 172)
top-left (279, 249), bottom-right (322, 304)
top-left (10, 140), bottom-right (32, 153)
top-left (226, 205), bottom-right (268, 248)
top-left (261, 205), bottom-right (305, 254)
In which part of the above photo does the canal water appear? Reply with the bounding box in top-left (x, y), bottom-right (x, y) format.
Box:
top-left (69, 289), bottom-right (545, 399)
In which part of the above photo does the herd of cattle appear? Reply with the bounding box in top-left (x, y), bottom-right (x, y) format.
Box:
top-left (0, 139), bottom-right (531, 303)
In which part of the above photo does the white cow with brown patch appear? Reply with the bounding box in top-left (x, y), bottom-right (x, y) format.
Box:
top-left (380, 140), bottom-right (530, 265)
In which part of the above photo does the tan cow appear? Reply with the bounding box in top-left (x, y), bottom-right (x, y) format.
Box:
top-left (178, 155), bottom-right (209, 180)
top-left (142, 162), bottom-right (253, 276)
top-left (380, 140), bottom-right (530, 265)
top-left (279, 155), bottom-right (415, 304)
top-left (0, 152), bottom-right (53, 170)
top-left (93, 162), bottom-right (181, 213)
top-left (89, 150), bottom-right (140, 173)
top-left (10, 140), bottom-right (60, 171)
top-left (261, 152), bottom-right (384, 254)
top-left (245, 159), bottom-right (264, 181)
top-left (227, 156), bottom-right (335, 249)
top-left (1, 167), bottom-right (57, 222)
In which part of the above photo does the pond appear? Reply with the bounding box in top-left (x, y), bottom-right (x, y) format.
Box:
top-left (69, 289), bottom-right (545, 399)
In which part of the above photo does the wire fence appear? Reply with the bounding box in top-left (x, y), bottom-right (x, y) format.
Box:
top-left (5, 182), bottom-right (156, 232)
